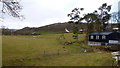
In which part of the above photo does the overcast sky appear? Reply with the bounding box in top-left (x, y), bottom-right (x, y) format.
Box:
top-left (0, 0), bottom-right (120, 29)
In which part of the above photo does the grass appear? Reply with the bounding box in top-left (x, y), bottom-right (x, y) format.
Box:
top-left (37, 31), bottom-right (62, 34)
top-left (2, 33), bottom-right (113, 66)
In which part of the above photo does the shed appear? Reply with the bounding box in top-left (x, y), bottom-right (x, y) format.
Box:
top-left (88, 32), bottom-right (120, 46)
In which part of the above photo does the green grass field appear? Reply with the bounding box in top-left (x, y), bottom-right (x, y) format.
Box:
top-left (2, 33), bottom-right (113, 66)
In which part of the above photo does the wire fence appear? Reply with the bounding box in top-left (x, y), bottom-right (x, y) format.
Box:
top-left (42, 49), bottom-right (71, 57)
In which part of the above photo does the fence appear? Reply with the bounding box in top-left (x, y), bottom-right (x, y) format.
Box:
top-left (43, 49), bottom-right (71, 57)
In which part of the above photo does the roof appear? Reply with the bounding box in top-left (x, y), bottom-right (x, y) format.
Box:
top-left (90, 32), bottom-right (113, 35)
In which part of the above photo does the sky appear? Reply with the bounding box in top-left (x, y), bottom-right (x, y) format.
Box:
top-left (0, 0), bottom-right (120, 29)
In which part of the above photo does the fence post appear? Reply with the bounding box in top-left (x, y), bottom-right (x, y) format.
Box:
top-left (57, 49), bottom-right (60, 56)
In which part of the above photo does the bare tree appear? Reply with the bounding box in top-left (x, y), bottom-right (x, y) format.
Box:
top-left (0, 0), bottom-right (24, 19)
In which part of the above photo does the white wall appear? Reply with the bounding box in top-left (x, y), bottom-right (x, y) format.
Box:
top-left (88, 41), bottom-right (101, 46)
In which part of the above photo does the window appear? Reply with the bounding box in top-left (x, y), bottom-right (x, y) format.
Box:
top-left (90, 35), bottom-right (94, 39)
top-left (96, 36), bottom-right (99, 39)
top-left (102, 35), bottom-right (106, 39)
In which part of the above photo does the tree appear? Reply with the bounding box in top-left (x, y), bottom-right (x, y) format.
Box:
top-left (81, 3), bottom-right (111, 44)
top-left (67, 8), bottom-right (84, 41)
top-left (81, 13), bottom-right (100, 43)
top-left (68, 8), bottom-right (84, 22)
top-left (67, 3), bottom-right (112, 44)
top-left (82, 13), bottom-right (100, 32)
top-left (82, 3), bottom-right (111, 32)
top-left (0, 0), bottom-right (24, 19)
top-left (93, 3), bottom-right (111, 31)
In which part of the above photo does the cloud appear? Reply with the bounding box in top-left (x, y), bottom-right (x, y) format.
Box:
top-left (1, 0), bottom-right (120, 29)
top-left (40, 17), bottom-right (69, 26)
top-left (1, 19), bottom-right (32, 29)
top-left (75, 0), bottom-right (118, 13)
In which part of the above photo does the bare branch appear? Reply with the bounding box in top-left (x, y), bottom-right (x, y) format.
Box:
top-left (0, 0), bottom-right (24, 19)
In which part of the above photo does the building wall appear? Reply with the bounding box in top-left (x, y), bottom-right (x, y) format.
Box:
top-left (89, 35), bottom-right (108, 43)
top-left (88, 41), bottom-right (101, 46)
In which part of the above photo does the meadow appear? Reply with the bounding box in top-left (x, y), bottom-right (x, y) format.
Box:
top-left (2, 33), bottom-right (113, 66)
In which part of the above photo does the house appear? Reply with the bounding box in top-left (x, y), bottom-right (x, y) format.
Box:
top-left (88, 31), bottom-right (120, 46)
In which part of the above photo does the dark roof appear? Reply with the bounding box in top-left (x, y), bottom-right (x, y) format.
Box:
top-left (90, 32), bottom-right (113, 35)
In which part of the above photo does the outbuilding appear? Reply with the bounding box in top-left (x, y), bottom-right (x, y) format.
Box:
top-left (88, 31), bottom-right (120, 46)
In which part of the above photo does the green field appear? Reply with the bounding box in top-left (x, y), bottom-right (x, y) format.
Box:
top-left (3, 33), bottom-right (113, 66)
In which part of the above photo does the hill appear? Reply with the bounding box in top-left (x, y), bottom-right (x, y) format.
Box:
top-left (14, 23), bottom-right (84, 35)
top-left (3, 22), bottom-right (119, 35)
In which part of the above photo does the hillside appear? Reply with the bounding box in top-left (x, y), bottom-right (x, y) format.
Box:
top-left (14, 23), bottom-right (84, 35)
top-left (3, 22), bottom-right (119, 35)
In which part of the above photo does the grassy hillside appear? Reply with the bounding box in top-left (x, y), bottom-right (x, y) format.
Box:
top-left (13, 23), bottom-right (86, 35)
top-left (14, 23), bottom-right (74, 35)
top-left (3, 34), bottom-right (113, 66)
